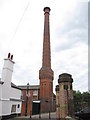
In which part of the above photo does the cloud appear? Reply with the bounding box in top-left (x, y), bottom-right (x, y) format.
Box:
top-left (0, 0), bottom-right (88, 93)
top-left (52, 2), bottom-right (88, 93)
top-left (54, 2), bottom-right (88, 52)
top-left (53, 42), bottom-right (88, 93)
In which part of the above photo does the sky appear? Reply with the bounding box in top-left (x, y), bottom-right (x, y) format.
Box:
top-left (0, 0), bottom-right (89, 93)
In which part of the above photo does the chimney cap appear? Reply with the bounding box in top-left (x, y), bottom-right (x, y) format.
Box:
top-left (58, 73), bottom-right (73, 83)
top-left (43, 7), bottom-right (51, 12)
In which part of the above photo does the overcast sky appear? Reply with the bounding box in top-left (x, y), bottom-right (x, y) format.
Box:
top-left (0, 0), bottom-right (89, 93)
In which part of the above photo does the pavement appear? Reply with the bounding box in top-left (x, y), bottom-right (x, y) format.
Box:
top-left (31, 112), bottom-right (56, 119)
top-left (8, 112), bottom-right (77, 120)
top-left (16, 112), bottom-right (56, 119)
top-left (8, 112), bottom-right (56, 120)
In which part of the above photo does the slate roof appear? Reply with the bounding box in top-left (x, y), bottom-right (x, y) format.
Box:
top-left (11, 82), bottom-right (21, 90)
top-left (18, 85), bottom-right (40, 90)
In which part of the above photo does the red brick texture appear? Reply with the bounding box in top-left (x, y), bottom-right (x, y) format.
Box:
top-left (40, 79), bottom-right (53, 100)
top-left (21, 89), bottom-right (39, 116)
top-left (39, 7), bottom-right (54, 113)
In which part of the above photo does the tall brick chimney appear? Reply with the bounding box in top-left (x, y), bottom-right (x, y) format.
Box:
top-left (43, 7), bottom-right (51, 68)
top-left (39, 7), bottom-right (54, 112)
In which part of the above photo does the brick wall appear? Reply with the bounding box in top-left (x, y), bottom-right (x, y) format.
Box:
top-left (21, 89), bottom-right (39, 116)
top-left (40, 79), bottom-right (53, 100)
top-left (40, 99), bottom-right (56, 113)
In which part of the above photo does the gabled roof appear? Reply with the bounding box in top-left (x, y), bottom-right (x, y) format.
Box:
top-left (11, 82), bottom-right (21, 90)
top-left (0, 78), bottom-right (21, 89)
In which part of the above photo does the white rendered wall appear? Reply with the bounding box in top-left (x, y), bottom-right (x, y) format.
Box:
top-left (2, 87), bottom-right (22, 116)
top-left (2, 99), bottom-right (10, 116)
top-left (0, 85), bottom-right (2, 117)
top-left (10, 101), bottom-right (21, 114)
top-left (1, 58), bottom-right (14, 116)
top-left (10, 87), bottom-right (22, 114)
top-left (10, 87), bottom-right (21, 99)
top-left (1, 58), bottom-right (22, 116)
top-left (2, 100), bottom-right (21, 115)
top-left (2, 59), bottom-right (14, 99)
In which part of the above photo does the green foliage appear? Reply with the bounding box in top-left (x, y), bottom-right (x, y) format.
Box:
top-left (73, 90), bottom-right (90, 112)
top-left (53, 93), bottom-right (56, 98)
top-left (82, 92), bottom-right (90, 102)
top-left (74, 90), bottom-right (82, 102)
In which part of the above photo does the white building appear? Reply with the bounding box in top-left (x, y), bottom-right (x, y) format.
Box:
top-left (0, 53), bottom-right (22, 119)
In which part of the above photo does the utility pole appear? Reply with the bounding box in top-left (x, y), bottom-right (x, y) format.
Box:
top-left (25, 83), bottom-right (29, 116)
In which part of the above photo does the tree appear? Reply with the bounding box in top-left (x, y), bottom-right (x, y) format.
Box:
top-left (82, 92), bottom-right (90, 102)
top-left (73, 90), bottom-right (82, 112)
top-left (73, 90), bottom-right (90, 112)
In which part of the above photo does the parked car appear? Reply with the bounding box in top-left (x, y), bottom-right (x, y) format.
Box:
top-left (75, 107), bottom-right (90, 120)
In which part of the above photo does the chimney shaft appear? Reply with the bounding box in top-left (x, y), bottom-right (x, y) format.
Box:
top-left (39, 7), bottom-right (54, 112)
top-left (2, 53), bottom-right (15, 83)
top-left (42, 7), bottom-right (51, 68)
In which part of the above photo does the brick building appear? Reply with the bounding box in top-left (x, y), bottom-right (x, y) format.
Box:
top-left (18, 85), bottom-right (40, 116)
top-left (19, 84), bottom-right (56, 116)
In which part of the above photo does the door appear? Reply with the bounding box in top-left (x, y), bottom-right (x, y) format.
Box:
top-left (32, 101), bottom-right (40, 115)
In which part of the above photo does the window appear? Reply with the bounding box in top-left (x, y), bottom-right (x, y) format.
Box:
top-left (17, 104), bottom-right (20, 108)
top-left (11, 105), bottom-right (16, 113)
top-left (64, 85), bottom-right (68, 90)
top-left (64, 85), bottom-right (66, 89)
top-left (33, 90), bottom-right (38, 96)
top-left (70, 85), bottom-right (72, 90)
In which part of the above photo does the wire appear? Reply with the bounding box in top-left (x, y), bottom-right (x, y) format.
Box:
top-left (11, 0), bottom-right (30, 41)
top-left (4, 0), bottom-right (31, 56)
